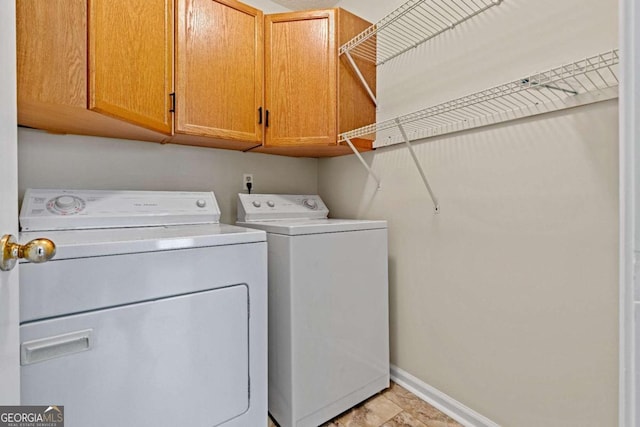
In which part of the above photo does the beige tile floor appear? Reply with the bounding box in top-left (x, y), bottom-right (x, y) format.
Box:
top-left (268, 382), bottom-right (463, 427)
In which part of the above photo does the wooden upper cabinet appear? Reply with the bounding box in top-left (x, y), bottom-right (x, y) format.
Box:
top-left (175, 0), bottom-right (263, 143)
top-left (261, 8), bottom-right (375, 155)
top-left (17, 1), bottom-right (374, 156)
top-left (17, 0), bottom-right (167, 143)
top-left (88, 0), bottom-right (174, 135)
top-left (264, 10), bottom-right (337, 147)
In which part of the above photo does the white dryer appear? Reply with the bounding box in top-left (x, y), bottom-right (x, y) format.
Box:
top-left (237, 194), bottom-right (389, 427)
top-left (19, 189), bottom-right (267, 427)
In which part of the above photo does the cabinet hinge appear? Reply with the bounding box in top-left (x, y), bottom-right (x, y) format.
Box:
top-left (169, 93), bottom-right (175, 113)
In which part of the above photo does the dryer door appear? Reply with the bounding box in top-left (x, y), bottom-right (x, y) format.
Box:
top-left (21, 284), bottom-right (249, 427)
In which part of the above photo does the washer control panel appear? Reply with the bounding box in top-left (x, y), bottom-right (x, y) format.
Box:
top-left (237, 194), bottom-right (329, 222)
top-left (20, 189), bottom-right (221, 231)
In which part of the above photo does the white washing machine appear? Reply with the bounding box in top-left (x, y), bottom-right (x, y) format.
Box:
top-left (237, 194), bottom-right (389, 427)
top-left (19, 189), bottom-right (267, 427)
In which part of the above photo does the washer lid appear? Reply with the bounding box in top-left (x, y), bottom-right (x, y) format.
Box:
top-left (19, 223), bottom-right (266, 260)
top-left (236, 218), bottom-right (387, 235)
top-left (20, 189), bottom-right (221, 231)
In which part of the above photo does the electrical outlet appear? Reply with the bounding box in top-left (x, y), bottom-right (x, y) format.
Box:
top-left (242, 174), bottom-right (254, 192)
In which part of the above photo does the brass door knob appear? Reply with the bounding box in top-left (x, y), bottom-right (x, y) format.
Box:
top-left (0, 234), bottom-right (56, 271)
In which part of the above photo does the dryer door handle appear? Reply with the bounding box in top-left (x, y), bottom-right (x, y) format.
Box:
top-left (21, 329), bottom-right (93, 365)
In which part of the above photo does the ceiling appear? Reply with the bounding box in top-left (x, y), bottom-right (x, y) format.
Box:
top-left (270, 0), bottom-right (340, 10)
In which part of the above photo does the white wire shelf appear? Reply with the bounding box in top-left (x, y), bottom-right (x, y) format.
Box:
top-left (340, 0), bottom-right (502, 66)
top-left (339, 49), bottom-right (620, 148)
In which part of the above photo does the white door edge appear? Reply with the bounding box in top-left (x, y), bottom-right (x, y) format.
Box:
top-left (619, 0), bottom-right (638, 425)
top-left (0, 0), bottom-right (20, 404)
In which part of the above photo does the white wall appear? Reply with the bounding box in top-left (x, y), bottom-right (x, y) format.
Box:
top-left (321, 0), bottom-right (619, 425)
top-left (18, 129), bottom-right (317, 223)
top-left (241, 0), bottom-right (290, 13)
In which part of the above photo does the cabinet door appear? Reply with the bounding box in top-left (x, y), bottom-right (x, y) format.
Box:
top-left (17, 0), bottom-right (87, 110)
top-left (88, 0), bottom-right (173, 135)
top-left (264, 10), bottom-right (337, 147)
top-left (176, 0), bottom-right (263, 143)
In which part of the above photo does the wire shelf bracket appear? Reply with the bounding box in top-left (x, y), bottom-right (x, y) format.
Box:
top-left (344, 137), bottom-right (382, 190)
top-left (396, 119), bottom-right (440, 213)
top-left (344, 51), bottom-right (377, 106)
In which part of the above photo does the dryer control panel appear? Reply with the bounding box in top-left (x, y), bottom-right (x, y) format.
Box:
top-left (237, 194), bottom-right (329, 222)
top-left (20, 189), bottom-right (221, 231)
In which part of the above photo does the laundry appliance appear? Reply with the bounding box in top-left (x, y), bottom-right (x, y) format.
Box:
top-left (237, 193), bottom-right (389, 427)
top-left (19, 189), bottom-right (267, 427)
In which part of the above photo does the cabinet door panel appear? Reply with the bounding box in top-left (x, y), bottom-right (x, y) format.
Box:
top-left (89, 0), bottom-right (173, 135)
top-left (176, 0), bottom-right (263, 142)
top-left (265, 11), bottom-right (337, 147)
top-left (17, 0), bottom-right (87, 109)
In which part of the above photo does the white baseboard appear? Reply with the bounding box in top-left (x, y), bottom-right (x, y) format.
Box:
top-left (390, 365), bottom-right (500, 427)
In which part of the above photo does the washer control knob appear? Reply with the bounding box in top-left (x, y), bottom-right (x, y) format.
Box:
top-left (302, 199), bottom-right (318, 210)
top-left (267, 201), bottom-right (275, 207)
top-left (55, 196), bottom-right (76, 210)
top-left (196, 199), bottom-right (207, 208)
top-left (252, 201), bottom-right (262, 208)
top-left (47, 195), bottom-right (85, 215)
